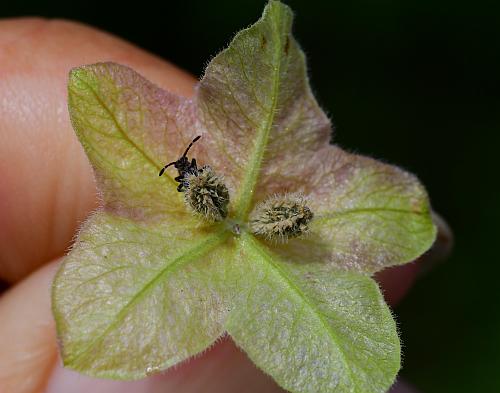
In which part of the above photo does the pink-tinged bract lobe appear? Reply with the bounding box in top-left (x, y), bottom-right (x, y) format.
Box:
top-left (52, 2), bottom-right (436, 393)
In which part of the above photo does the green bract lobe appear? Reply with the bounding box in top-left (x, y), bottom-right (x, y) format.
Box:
top-left (52, 1), bottom-right (437, 392)
top-left (184, 166), bottom-right (229, 221)
top-left (250, 194), bottom-right (313, 241)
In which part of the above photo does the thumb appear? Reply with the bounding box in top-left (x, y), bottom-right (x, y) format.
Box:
top-left (0, 260), bottom-right (285, 393)
top-left (0, 262), bottom-right (58, 393)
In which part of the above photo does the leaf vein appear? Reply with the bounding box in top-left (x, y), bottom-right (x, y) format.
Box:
top-left (244, 234), bottom-right (358, 390)
top-left (71, 76), bottom-right (176, 187)
top-left (66, 230), bottom-right (228, 366)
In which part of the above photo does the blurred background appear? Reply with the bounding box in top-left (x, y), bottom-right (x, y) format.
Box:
top-left (1, 1), bottom-right (498, 392)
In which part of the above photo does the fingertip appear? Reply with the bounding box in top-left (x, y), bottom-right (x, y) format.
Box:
top-left (375, 262), bottom-right (420, 307)
top-left (376, 211), bottom-right (453, 306)
top-left (390, 379), bottom-right (423, 393)
top-left (0, 260), bottom-right (59, 393)
top-left (46, 337), bottom-right (284, 393)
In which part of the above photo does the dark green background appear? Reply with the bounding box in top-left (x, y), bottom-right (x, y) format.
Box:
top-left (2, 1), bottom-right (499, 392)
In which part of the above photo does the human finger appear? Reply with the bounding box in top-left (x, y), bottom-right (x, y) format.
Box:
top-left (0, 18), bottom-right (195, 283)
top-left (0, 258), bottom-right (423, 393)
top-left (375, 211), bottom-right (453, 305)
top-left (0, 258), bottom-right (285, 393)
top-left (0, 261), bottom-right (58, 393)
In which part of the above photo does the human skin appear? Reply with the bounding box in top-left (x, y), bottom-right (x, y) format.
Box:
top-left (0, 18), bottom-right (443, 393)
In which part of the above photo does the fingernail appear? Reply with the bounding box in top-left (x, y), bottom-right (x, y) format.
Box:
top-left (417, 210), bottom-right (454, 277)
top-left (390, 379), bottom-right (423, 393)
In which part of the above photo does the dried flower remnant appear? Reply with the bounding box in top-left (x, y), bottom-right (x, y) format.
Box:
top-left (184, 167), bottom-right (229, 221)
top-left (250, 194), bottom-right (313, 241)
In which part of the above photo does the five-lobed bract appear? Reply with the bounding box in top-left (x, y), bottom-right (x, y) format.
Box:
top-left (51, 2), bottom-right (436, 392)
